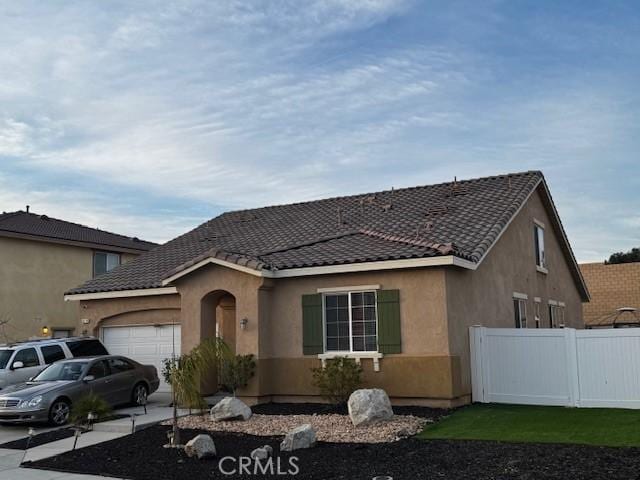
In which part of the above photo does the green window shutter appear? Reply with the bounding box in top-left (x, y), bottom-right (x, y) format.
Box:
top-left (302, 294), bottom-right (324, 355)
top-left (377, 289), bottom-right (401, 354)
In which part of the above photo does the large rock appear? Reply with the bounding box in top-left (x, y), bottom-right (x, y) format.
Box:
top-left (348, 388), bottom-right (394, 427)
top-left (210, 397), bottom-right (252, 421)
top-left (280, 424), bottom-right (316, 451)
top-left (184, 434), bottom-right (216, 459)
top-left (250, 446), bottom-right (272, 460)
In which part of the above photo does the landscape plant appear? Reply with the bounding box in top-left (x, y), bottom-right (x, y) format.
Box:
top-left (311, 357), bottom-right (363, 405)
top-left (70, 391), bottom-right (112, 427)
top-left (219, 354), bottom-right (256, 396)
top-left (166, 337), bottom-right (232, 446)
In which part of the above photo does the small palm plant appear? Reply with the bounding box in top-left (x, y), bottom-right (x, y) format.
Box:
top-left (71, 391), bottom-right (112, 428)
top-left (166, 337), bottom-right (232, 446)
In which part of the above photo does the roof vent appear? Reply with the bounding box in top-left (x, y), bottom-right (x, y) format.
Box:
top-left (40, 215), bottom-right (49, 221)
top-left (426, 204), bottom-right (448, 216)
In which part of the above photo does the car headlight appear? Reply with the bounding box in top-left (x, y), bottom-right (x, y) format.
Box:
top-left (19, 396), bottom-right (43, 409)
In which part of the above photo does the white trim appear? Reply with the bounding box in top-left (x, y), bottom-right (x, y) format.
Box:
top-left (161, 254), bottom-right (477, 286)
top-left (64, 287), bottom-right (178, 301)
top-left (536, 265), bottom-right (549, 274)
top-left (548, 299), bottom-right (558, 306)
top-left (513, 292), bottom-right (528, 300)
top-left (533, 218), bottom-right (546, 229)
top-left (558, 301), bottom-right (566, 307)
top-left (318, 352), bottom-right (384, 372)
top-left (534, 297), bottom-right (542, 303)
top-left (316, 285), bottom-right (380, 293)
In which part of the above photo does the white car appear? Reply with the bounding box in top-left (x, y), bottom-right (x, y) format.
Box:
top-left (0, 337), bottom-right (109, 391)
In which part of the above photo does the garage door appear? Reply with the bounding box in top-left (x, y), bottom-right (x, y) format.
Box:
top-left (101, 325), bottom-right (181, 393)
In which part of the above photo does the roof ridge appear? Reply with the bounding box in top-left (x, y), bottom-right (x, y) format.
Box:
top-left (0, 210), bottom-right (157, 247)
top-left (217, 170), bottom-right (542, 217)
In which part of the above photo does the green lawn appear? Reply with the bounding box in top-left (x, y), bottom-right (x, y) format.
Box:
top-left (419, 403), bottom-right (640, 447)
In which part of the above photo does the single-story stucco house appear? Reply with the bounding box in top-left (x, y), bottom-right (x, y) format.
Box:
top-left (64, 171), bottom-right (589, 407)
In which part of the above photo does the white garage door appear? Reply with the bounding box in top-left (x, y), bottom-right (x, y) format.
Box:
top-left (102, 324), bottom-right (181, 393)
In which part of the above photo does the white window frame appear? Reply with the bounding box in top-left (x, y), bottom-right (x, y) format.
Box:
top-left (534, 297), bottom-right (541, 328)
top-left (321, 290), bottom-right (379, 355)
top-left (548, 300), bottom-right (565, 328)
top-left (93, 251), bottom-right (121, 277)
top-left (513, 294), bottom-right (527, 328)
top-left (534, 220), bottom-right (547, 273)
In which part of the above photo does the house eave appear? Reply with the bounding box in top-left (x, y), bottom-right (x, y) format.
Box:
top-left (64, 287), bottom-right (178, 301)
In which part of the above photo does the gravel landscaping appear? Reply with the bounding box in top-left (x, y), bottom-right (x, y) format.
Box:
top-left (25, 424), bottom-right (640, 479)
top-left (170, 413), bottom-right (427, 443)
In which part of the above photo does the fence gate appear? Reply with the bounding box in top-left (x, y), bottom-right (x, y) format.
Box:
top-left (470, 326), bottom-right (640, 409)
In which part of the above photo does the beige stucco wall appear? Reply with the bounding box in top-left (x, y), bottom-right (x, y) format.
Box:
top-left (445, 186), bottom-right (585, 395)
top-left (0, 236), bottom-right (137, 342)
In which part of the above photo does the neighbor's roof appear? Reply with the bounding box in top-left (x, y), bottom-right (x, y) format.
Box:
top-left (66, 170), bottom-right (588, 299)
top-left (0, 211), bottom-right (157, 253)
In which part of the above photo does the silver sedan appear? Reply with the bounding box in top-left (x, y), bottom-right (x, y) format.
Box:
top-left (0, 355), bottom-right (159, 425)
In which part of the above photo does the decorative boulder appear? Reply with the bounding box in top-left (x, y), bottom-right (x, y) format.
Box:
top-left (250, 446), bottom-right (272, 460)
top-left (348, 388), bottom-right (394, 427)
top-left (280, 424), bottom-right (316, 451)
top-left (210, 397), bottom-right (252, 421)
top-left (184, 434), bottom-right (216, 459)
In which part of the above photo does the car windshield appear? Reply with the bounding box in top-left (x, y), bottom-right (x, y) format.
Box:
top-left (32, 361), bottom-right (88, 382)
top-left (0, 350), bottom-right (13, 369)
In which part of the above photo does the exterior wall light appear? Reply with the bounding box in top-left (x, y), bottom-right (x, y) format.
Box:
top-left (41, 326), bottom-right (49, 336)
top-left (240, 318), bottom-right (248, 330)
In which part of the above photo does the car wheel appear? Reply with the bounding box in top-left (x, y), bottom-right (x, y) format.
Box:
top-left (131, 383), bottom-right (148, 406)
top-left (49, 399), bottom-right (70, 426)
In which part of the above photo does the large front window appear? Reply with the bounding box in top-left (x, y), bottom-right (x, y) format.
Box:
top-left (324, 291), bottom-right (378, 352)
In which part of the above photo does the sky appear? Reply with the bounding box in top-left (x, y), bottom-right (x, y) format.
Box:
top-left (0, 0), bottom-right (638, 262)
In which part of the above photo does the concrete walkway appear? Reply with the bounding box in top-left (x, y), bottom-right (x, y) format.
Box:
top-left (1, 392), bottom-right (183, 479)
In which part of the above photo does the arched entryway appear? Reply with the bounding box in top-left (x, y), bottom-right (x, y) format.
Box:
top-left (200, 290), bottom-right (236, 394)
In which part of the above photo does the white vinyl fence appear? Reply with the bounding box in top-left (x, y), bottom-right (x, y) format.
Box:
top-left (470, 326), bottom-right (640, 409)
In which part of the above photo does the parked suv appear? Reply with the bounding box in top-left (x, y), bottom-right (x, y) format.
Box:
top-left (0, 337), bottom-right (109, 390)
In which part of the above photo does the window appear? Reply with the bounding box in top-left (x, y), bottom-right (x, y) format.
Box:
top-left (513, 298), bottom-right (527, 328)
top-left (109, 358), bottom-right (134, 373)
top-left (534, 223), bottom-right (546, 270)
top-left (13, 348), bottom-right (40, 367)
top-left (41, 345), bottom-right (66, 364)
top-left (549, 302), bottom-right (566, 328)
top-left (52, 329), bottom-right (73, 339)
top-left (66, 339), bottom-right (109, 357)
top-left (324, 291), bottom-right (378, 352)
top-left (93, 252), bottom-right (121, 277)
top-left (534, 299), bottom-right (541, 328)
top-left (87, 360), bottom-right (110, 379)
top-left (0, 350), bottom-right (14, 369)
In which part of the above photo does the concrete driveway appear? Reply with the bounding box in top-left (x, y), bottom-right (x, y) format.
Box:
top-left (0, 392), bottom-right (172, 444)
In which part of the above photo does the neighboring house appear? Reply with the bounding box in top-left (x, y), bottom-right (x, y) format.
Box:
top-left (65, 171), bottom-right (589, 404)
top-left (581, 261), bottom-right (640, 327)
top-left (0, 210), bottom-right (156, 342)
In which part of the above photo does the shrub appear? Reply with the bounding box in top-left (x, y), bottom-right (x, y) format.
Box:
top-left (220, 354), bottom-right (256, 396)
top-left (70, 391), bottom-right (112, 426)
top-left (311, 357), bottom-right (363, 405)
top-left (161, 356), bottom-right (185, 385)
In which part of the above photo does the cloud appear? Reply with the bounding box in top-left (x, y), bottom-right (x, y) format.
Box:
top-left (0, 0), bottom-right (638, 259)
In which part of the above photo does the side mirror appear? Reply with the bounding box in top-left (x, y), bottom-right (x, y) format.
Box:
top-left (83, 375), bottom-right (95, 383)
top-left (11, 361), bottom-right (24, 370)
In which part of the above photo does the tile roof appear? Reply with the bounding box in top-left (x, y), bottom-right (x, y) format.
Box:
top-left (67, 170), bottom-right (558, 295)
top-left (0, 211), bottom-right (157, 252)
